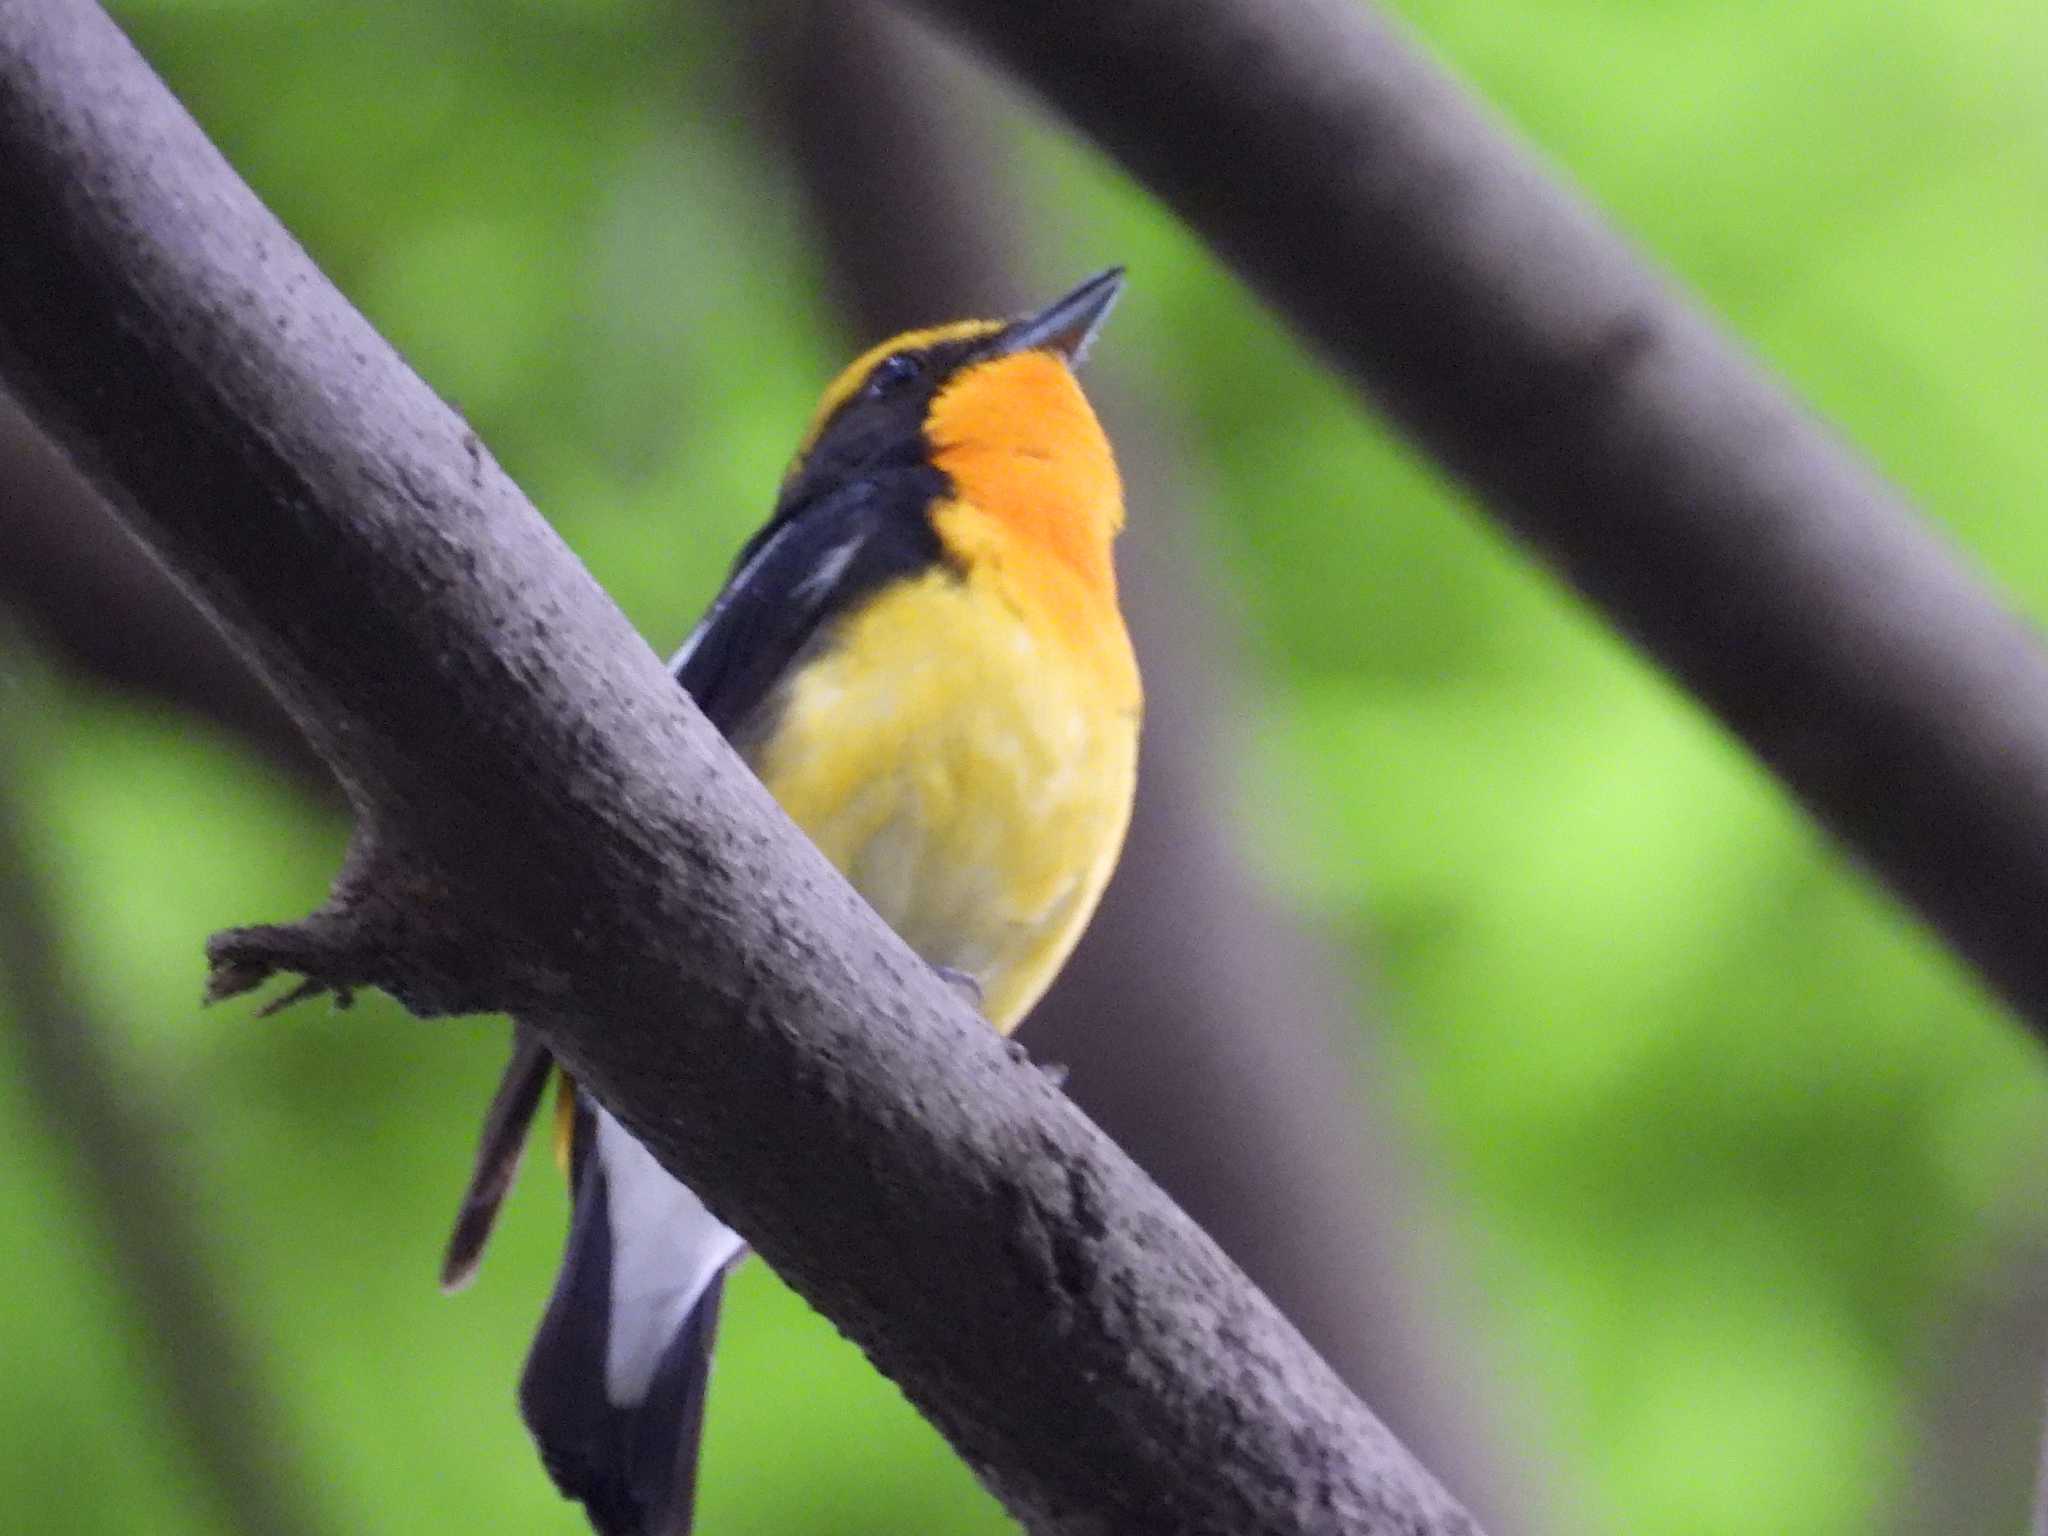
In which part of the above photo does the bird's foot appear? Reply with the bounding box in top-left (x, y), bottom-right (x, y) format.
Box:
top-left (1004, 1037), bottom-right (1070, 1089)
top-left (933, 964), bottom-right (983, 1008)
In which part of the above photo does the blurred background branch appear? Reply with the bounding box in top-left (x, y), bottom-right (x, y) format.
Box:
top-left (0, 392), bottom-right (316, 783)
top-left (899, 0), bottom-right (2048, 1038)
top-left (0, 711), bottom-right (335, 1536)
top-left (1881, 1224), bottom-right (2048, 1535)
top-left (719, 4), bottom-right (1555, 1529)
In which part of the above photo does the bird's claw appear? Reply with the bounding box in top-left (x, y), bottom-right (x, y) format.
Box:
top-left (1005, 1037), bottom-right (1069, 1089)
top-left (933, 964), bottom-right (983, 1008)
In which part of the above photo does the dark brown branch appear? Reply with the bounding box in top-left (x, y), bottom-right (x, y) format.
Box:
top-left (0, 4), bottom-right (1482, 1531)
top-left (2037, 1390), bottom-right (2048, 1536)
top-left (0, 711), bottom-right (337, 1536)
top-left (732, 4), bottom-right (1549, 1526)
top-left (0, 390), bottom-right (316, 779)
top-left (731, 2), bottom-right (1031, 338)
top-left (1884, 1228), bottom-right (2048, 1533)
top-left (895, 0), bottom-right (2048, 1034)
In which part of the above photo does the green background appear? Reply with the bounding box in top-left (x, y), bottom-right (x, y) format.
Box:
top-left (4, 0), bottom-right (2044, 1531)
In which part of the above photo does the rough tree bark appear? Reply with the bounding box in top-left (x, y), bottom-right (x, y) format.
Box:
top-left (728, 5), bottom-right (1553, 1530)
top-left (0, 3), bottom-right (1482, 1533)
top-left (0, 723), bottom-right (336, 1536)
top-left (896, 0), bottom-right (2048, 1036)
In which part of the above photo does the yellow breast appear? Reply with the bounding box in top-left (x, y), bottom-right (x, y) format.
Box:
top-left (745, 540), bottom-right (1139, 1032)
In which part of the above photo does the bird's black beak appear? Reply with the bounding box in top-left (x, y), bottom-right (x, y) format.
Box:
top-left (994, 267), bottom-right (1125, 369)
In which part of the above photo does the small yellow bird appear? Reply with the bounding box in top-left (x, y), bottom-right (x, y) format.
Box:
top-left (440, 270), bottom-right (1141, 1535)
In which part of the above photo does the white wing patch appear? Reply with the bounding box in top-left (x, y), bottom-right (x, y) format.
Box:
top-left (666, 620), bottom-right (708, 677)
top-left (595, 1109), bottom-right (746, 1405)
top-left (667, 516), bottom-right (818, 680)
top-left (791, 538), bottom-right (860, 606)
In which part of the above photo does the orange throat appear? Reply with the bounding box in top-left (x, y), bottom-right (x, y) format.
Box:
top-left (924, 351), bottom-right (1130, 677)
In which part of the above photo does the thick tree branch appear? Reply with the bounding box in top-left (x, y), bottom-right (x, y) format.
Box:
top-left (0, 717), bottom-right (336, 1536)
top-left (730, 5), bottom-right (1551, 1528)
top-left (896, 0), bottom-right (2048, 1033)
top-left (0, 4), bottom-right (1482, 1532)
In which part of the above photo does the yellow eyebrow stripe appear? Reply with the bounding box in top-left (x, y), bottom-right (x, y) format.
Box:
top-left (793, 319), bottom-right (1002, 462)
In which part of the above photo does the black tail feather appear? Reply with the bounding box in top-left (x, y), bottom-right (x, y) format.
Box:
top-left (520, 1099), bottom-right (739, 1536)
top-left (441, 1023), bottom-right (554, 1291)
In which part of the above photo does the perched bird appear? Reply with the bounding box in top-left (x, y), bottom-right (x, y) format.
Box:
top-left (440, 270), bottom-right (1141, 1536)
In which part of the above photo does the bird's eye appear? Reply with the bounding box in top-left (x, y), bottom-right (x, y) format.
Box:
top-left (864, 352), bottom-right (921, 397)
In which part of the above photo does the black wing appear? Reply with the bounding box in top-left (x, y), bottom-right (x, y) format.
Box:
top-left (438, 1022), bottom-right (554, 1291)
top-left (669, 466), bottom-right (945, 738)
top-left (435, 468), bottom-right (945, 1290)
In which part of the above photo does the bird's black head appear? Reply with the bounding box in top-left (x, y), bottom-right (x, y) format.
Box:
top-left (769, 268), bottom-right (1125, 531)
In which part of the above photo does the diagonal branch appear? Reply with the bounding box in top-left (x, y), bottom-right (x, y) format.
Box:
top-left (896, 0), bottom-right (2048, 1035)
top-left (0, 3), bottom-right (1482, 1532)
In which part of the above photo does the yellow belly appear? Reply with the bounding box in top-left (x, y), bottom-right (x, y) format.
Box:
top-left (745, 565), bottom-right (1139, 1032)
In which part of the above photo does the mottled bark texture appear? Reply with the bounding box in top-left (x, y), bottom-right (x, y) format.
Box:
top-left (0, 3), bottom-right (1483, 1532)
top-left (898, 0), bottom-right (2048, 1033)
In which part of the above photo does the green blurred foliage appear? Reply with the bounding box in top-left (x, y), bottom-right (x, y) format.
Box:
top-left (1, 0), bottom-right (2042, 1532)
